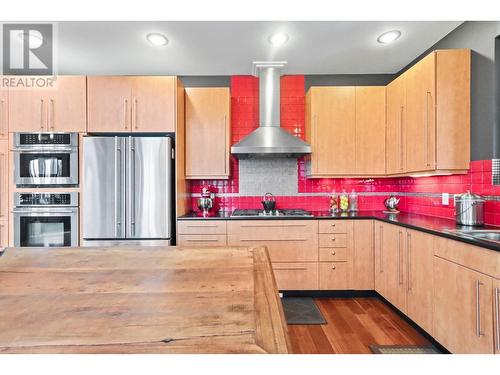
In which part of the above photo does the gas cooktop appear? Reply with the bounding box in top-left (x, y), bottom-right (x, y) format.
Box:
top-left (231, 209), bottom-right (313, 218)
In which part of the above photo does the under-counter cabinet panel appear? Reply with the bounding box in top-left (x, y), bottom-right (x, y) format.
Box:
top-left (177, 235), bottom-right (227, 247)
top-left (0, 220), bottom-right (7, 249)
top-left (374, 222), bottom-right (386, 296)
top-left (87, 76), bottom-right (176, 133)
top-left (433, 256), bottom-right (494, 354)
top-left (273, 263), bottom-right (318, 291)
top-left (305, 87), bottom-right (355, 176)
top-left (350, 220), bottom-right (374, 290)
top-left (0, 139), bottom-right (8, 221)
top-left (0, 83), bottom-right (7, 138)
top-left (354, 87), bottom-right (386, 175)
top-left (406, 229), bottom-right (434, 334)
top-left (185, 87), bottom-right (230, 179)
top-left (494, 279), bottom-right (500, 354)
top-left (9, 76), bottom-right (86, 132)
top-left (319, 262), bottom-right (348, 290)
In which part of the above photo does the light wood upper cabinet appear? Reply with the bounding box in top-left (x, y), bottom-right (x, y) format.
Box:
top-left (406, 229), bottom-right (434, 335)
top-left (306, 87), bottom-right (355, 176)
top-left (405, 53), bottom-right (436, 173)
top-left (355, 87), bottom-right (386, 175)
top-left (87, 76), bottom-right (133, 132)
top-left (350, 220), bottom-right (374, 290)
top-left (434, 256), bottom-right (494, 354)
top-left (0, 139), bottom-right (8, 221)
top-left (132, 76), bottom-right (176, 132)
top-left (0, 83), bottom-right (7, 138)
top-left (185, 87), bottom-right (230, 179)
top-left (386, 75), bottom-right (406, 174)
top-left (88, 76), bottom-right (177, 133)
top-left (382, 222), bottom-right (407, 314)
top-left (9, 76), bottom-right (86, 132)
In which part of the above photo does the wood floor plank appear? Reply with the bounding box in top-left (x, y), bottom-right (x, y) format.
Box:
top-left (288, 297), bottom-right (430, 354)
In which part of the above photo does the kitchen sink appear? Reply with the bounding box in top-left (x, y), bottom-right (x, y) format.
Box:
top-left (446, 229), bottom-right (500, 244)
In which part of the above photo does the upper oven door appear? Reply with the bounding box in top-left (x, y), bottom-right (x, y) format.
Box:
top-left (13, 207), bottom-right (78, 247)
top-left (14, 148), bottom-right (78, 187)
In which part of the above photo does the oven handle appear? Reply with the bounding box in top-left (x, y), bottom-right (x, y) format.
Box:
top-left (13, 208), bottom-right (78, 214)
top-left (13, 148), bottom-right (76, 153)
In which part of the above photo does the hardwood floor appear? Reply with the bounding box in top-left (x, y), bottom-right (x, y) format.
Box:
top-left (288, 297), bottom-right (431, 354)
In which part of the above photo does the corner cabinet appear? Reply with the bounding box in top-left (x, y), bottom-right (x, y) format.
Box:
top-left (87, 76), bottom-right (177, 133)
top-left (9, 76), bottom-right (87, 132)
top-left (305, 86), bottom-right (385, 177)
top-left (386, 74), bottom-right (406, 174)
top-left (185, 87), bottom-right (231, 179)
top-left (0, 82), bottom-right (7, 139)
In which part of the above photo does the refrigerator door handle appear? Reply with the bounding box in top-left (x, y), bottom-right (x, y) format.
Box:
top-left (128, 137), bottom-right (136, 237)
top-left (114, 138), bottom-right (121, 237)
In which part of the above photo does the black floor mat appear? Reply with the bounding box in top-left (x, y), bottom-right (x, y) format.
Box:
top-left (281, 297), bottom-right (326, 325)
top-left (369, 345), bottom-right (442, 354)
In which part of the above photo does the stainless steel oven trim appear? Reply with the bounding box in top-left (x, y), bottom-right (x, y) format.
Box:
top-left (13, 148), bottom-right (79, 186)
top-left (13, 207), bottom-right (79, 247)
top-left (14, 192), bottom-right (79, 207)
top-left (14, 132), bottom-right (79, 148)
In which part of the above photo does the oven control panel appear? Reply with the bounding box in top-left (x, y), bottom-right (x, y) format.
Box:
top-left (15, 192), bottom-right (79, 207)
top-left (19, 133), bottom-right (71, 145)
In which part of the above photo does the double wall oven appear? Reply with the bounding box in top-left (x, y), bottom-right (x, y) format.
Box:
top-left (13, 132), bottom-right (79, 187)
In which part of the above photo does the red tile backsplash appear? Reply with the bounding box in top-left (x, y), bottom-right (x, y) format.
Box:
top-left (188, 75), bottom-right (500, 226)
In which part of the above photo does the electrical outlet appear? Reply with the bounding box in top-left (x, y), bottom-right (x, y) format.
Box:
top-left (442, 193), bottom-right (450, 206)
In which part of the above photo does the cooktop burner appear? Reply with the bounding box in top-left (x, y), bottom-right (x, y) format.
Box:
top-left (231, 209), bottom-right (313, 218)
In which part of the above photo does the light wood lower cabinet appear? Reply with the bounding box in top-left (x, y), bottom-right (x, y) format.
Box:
top-left (374, 222), bottom-right (387, 297)
top-left (319, 262), bottom-right (348, 290)
top-left (0, 84), bottom-right (8, 138)
top-left (0, 139), bottom-right (8, 221)
top-left (0, 221), bottom-right (7, 250)
top-left (350, 220), bottom-right (374, 290)
top-left (272, 263), bottom-right (319, 291)
top-left (406, 229), bottom-right (434, 334)
top-left (177, 220), bottom-right (227, 235)
top-left (382, 222), bottom-right (407, 314)
top-left (494, 279), bottom-right (500, 354)
top-left (177, 235), bottom-right (226, 247)
top-left (434, 256), bottom-right (494, 354)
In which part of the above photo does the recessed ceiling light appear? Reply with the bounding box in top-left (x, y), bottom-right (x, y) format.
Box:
top-left (146, 32), bottom-right (169, 47)
top-left (377, 30), bottom-right (402, 44)
top-left (18, 30), bottom-right (46, 47)
top-left (268, 33), bottom-right (289, 46)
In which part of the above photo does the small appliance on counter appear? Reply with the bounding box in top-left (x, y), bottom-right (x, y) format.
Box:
top-left (384, 194), bottom-right (400, 214)
top-left (197, 186), bottom-right (216, 217)
top-left (261, 192), bottom-right (276, 212)
top-left (231, 209), bottom-right (312, 218)
top-left (455, 191), bottom-right (485, 226)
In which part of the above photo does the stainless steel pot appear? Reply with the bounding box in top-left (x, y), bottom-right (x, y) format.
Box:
top-left (455, 191), bottom-right (485, 226)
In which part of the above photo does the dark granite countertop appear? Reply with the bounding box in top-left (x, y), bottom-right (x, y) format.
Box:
top-left (178, 210), bottom-right (500, 252)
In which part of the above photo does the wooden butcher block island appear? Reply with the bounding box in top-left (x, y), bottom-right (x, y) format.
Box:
top-left (0, 246), bottom-right (290, 354)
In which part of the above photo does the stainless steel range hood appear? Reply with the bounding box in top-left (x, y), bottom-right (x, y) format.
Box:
top-left (231, 62), bottom-right (311, 158)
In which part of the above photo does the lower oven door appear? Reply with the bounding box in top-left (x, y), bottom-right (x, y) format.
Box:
top-left (13, 208), bottom-right (79, 247)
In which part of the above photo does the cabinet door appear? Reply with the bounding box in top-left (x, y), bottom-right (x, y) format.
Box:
top-left (47, 76), bottom-right (87, 132)
top-left (0, 139), bottom-right (8, 220)
top-left (382, 223), bottom-right (407, 313)
top-left (8, 77), bottom-right (48, 132)
top-left (319, 262), bottom-right (349, 290)
top-left (0, 85), bottom-right (7, 138)
top-left (374, 222), bottom-right (386, 297)
top-left (386, 75), bottom-right (406, 174)
top-left (350, 220), bottom-right (374, 290)
top-left (434, 256), bottom-right (494, 353)
top-left (132, 76), bottom-right (176, 132)
top-left (405, 53), bottom-right (436, 173)
top-left (0, 220), bottom-right (7, 250)
top-left (406, 229), bottom-right (434, 334)
top-left (273, 263), bottom-right (318, 291)
top-left (494, 279), bottom-right (500, 354)
top-left (185, 87), bottom-right (230, 178)
top-left (87, 76), bottom-right (132, 132)
top-left (308, 87), bottom-right (355, 175)
top-left (355, 87), bottom-right (386, 175)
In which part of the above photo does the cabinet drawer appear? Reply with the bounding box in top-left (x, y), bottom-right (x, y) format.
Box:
top-left (272, 262), bottom-right (318, 291)
top-left (227, 235), bottom-right (318, 262)
top-left (227, 220), bottom-right (317, 236)
top-left (319, 247), bottom-right (348, 262)
top-left (177, 235), bottom-right (227, 247)
top-left (177, 220), bottom-right (227, 235)
top-left (318, 220), bottom-right (349, 234)
top-left (319, 262), bottom-right (349, 290)
top-left (319, 233), bottom-right (347, 248)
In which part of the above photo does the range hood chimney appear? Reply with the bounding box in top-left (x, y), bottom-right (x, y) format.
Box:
top-left (231, 61), bottom-right (311, 158)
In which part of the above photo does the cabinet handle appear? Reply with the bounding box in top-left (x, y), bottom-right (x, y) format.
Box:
top-left (495, 287), bottom-right (500, 351)
top-left (124, 99), bottom-right (129, 129)
top-left (134, 98), bottom-right (138, 130)
top-left (379, 225), bottom-right (383, 273)
top-left (40, 99), bottom-right (45, 130)
top-left (240, 224), bottom-right (307, 228)
top-left (186, 224), bottom-right (219, 228)
top-left (331, 265), bottom-right (336, 270)
top-left (273, 265), bottom-right (307, 271)
top-left (0, 99), bottom-right (5, 136)
top-left (426, 91), bottom-right (431, 167)
top-left (186, 238), bottom-right (220, 242)
top-left (331, 251), bottom-right (336, 256)
top-left (49, 99), bottom-right (55, 130)
top-left (331, 223), bottom-right (336, 227)
top-left (407, 232), bottom-right (411, 292)
top-left (476, 279), bottom-right (484, 337)
top-left (398, 230), bottom-right (403, 285)
top-left (331, 237), bottom-right (336, 241)
top-left (240, 238), bottom-right (308, 242)
top-left (400, 106), bottom-right (404, 171)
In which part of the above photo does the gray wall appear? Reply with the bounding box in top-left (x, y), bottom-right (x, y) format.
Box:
top-left (179, 76), bottom-right (230, 87)
top-left (305, 74), bottom-right (394, 90)
top-left (398, 21), bottom-right (500, 161)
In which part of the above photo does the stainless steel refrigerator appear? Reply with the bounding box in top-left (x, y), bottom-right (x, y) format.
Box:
top-left (82, 136), bottom-right (173, 246)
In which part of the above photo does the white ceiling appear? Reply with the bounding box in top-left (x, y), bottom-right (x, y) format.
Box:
top-left (56, 21), bottom-right (463, 75)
